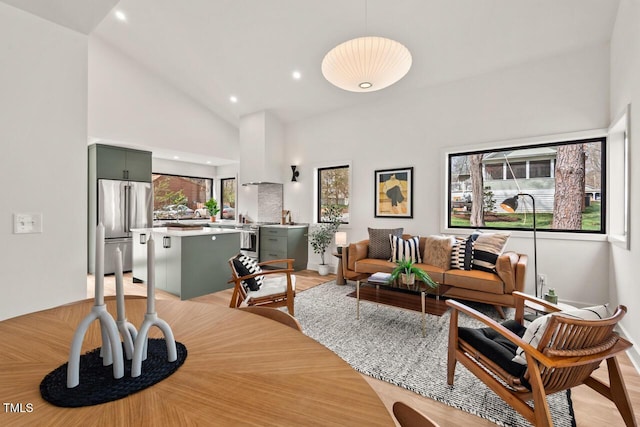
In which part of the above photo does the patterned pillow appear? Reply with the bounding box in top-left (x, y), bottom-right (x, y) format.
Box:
top-left (472, 233), bottom-right (510, 272)
top-left (450, 234), bottom-right (478, 270)
top-left (512, 304), bottom-right (611, 365)
top-left (368, 227), bottom-right (403, 260)
top-left (423, 235), bottom-right (455, 270)
top-left (390, 235), bottom-right (422, 263)
top-left (232, 255), bottom-right (264, 292)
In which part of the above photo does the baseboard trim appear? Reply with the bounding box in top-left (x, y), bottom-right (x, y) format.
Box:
top-left (617, 322), bottom-right (640, 374)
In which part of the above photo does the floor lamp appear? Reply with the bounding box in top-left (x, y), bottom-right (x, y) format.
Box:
top-left (500, 193), bottom-right (539, 298)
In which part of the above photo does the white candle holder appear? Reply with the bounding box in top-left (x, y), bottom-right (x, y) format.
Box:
top-left (67, 223), bottom-right (123, 388)
top-left (131, 234), bottom-right (177, 377)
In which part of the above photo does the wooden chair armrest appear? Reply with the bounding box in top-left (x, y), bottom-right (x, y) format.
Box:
top-left (228, 268), bottom-right (294, 284)
top-left (258, 259), bottom-right (295, 268)
top-left (513, 291), bottom-right (562, 312)
top-left (512, 291), bottom-right (562, 323)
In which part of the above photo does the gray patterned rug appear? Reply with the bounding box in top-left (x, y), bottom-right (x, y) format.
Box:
top-left (295, 281), bottom-right (575, 427)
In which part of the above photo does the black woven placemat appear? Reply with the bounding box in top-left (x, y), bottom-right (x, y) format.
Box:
top-left (40, 339), bottom-right (187, 407)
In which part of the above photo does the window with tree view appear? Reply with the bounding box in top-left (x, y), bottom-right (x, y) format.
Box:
top-left (448, 137), bottom-right (605, 233)
top-left (317, 165), bottom-right (349, 223)
top-left (220, 178), bottom-right (236, 220)
top-left (152, 174), bottom-right (212, 221)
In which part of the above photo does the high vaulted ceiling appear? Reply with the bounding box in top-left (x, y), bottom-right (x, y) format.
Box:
top-left (89, 0), bottom-right (620, 127)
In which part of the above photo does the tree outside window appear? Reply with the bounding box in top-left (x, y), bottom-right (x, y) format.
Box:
top-left (220, 178), bottom-right (236, 220)
top-left (448, 137), bottom-right (604, 233)
top-left (317, 165), bottom-right (349, 223)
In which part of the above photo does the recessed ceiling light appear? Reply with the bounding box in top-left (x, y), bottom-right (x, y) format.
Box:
top-left (292, 70), bottom-right (302, 80)
top-left (230, 95), bottom-right (238, 103)
top-left (206, 161), bottom-right (212, 164)
top-left (115, 10), bottom-right (127, 22)
top-left (173, 156), bottom-right (180, 160)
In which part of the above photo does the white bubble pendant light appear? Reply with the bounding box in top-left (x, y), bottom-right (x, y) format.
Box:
top-left (321, 36), bottom-right (412, 92)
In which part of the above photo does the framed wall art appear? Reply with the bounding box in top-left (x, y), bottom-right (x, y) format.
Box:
top-left (374, 167), bottom-right (413, 218)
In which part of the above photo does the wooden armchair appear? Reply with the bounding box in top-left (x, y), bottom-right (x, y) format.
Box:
top-left (228, 257), bottom-right (296, 316)
top-left (447, 291), bottom-right (636, 427)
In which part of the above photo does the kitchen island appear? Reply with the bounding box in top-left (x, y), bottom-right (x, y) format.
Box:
top-left (132, 227), bottom-right (240, 299)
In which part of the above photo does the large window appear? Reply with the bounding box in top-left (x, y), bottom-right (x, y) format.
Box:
top-left (448, 137), bottom-right (605, 233)
top-left (220, 178), bottom-right (236, 220)
top-left (152, 173), bottom-right (212, 220)
top-left (317, 165), bottom-right (350, 223)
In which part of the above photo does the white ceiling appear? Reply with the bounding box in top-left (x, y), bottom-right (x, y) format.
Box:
top-left (1, 0), bottom-right (118, 34)
top-left (90, 0), bottom-right (620, 127)
top-left (5, 0), bottom-right (621, 165)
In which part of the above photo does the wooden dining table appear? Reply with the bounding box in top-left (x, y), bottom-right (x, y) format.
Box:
top-left (0, 297), bottom-right (394, 426)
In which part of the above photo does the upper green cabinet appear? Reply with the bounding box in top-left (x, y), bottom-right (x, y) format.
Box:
top-left (91, 144), bottom-right (152, 182)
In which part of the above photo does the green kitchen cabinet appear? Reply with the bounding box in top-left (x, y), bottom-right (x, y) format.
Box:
top-left (90, 144), bottom-right (152, 182)
top-left (132, 229), bottom-right (240, 300)
top-left (259, 225), bottom-right (308, 271)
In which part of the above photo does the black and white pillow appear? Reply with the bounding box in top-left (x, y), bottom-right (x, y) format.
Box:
top-left (472, 233), bottom-right (510, 272)
top-left (390, 235), bottom-right (422, 263)
top-left (232, 255), bottom-right (264, 292)
top-left (450, 233), bottom-right (478, 270)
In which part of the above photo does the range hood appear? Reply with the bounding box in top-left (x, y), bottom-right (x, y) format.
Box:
top-left (239, 111), bottom-right (284, 185)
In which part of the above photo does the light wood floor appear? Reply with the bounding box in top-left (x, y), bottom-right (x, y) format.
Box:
top-left (88, 271), bottom-right (640, 426)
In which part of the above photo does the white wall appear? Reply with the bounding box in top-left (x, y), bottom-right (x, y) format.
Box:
top-left (610, 0), bottom-right (640, 366)
top-left (0, 4), bottom-right (88, 320)
top-left (285, 44), bottom-right (611, 307)
top-left (152, 158), bottom-right (217, 179)
top-left (88, 37), bottom-right (239, 162)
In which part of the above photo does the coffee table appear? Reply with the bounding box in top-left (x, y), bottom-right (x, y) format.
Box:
top-left (355, 274), bottom-right (451, 337)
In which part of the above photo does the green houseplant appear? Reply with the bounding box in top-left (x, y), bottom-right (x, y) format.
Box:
top-left (388, 258), bottom-right (439, 289)
top-left (205, 198), bottom-right (220, 221)
top-left (309, 205), bottom-right (342, 275)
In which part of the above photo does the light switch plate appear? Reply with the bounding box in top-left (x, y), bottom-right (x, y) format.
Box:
top-left (14, 213), bottom-right (43, 234)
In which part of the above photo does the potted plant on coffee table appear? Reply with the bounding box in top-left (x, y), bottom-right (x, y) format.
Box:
top-left (310, 204), bottom-right (342, 276)
top-left (205, 198), bottom-right (220, 222)
top-left (388, 258), bottom-right (439, 289)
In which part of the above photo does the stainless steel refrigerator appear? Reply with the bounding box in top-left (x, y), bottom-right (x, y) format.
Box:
top-left (97, 179), bottom-right (152, 274)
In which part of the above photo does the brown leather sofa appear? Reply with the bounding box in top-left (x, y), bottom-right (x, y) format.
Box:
top-left (344, 235), bottom-right (528, 318)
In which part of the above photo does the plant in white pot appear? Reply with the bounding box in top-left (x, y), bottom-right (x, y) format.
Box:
top-left (310, 205), bottom-right (342, 276)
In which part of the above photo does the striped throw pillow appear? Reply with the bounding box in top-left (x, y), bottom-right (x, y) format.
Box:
top-left (472, 233), bottom-right (510, 272)
top-left (450, 233), bottom-right (478, 270)
top-left (390, 235), bottom-right (422, 263)
top-left (232, 255), bottom-right (264, 292)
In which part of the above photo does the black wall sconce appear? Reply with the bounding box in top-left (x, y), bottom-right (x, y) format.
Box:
top-left (291, 165), bottom-right (300, 182)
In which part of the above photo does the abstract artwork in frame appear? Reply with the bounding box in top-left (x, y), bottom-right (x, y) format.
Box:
top-left (374, 167), bottom-right (413, 218)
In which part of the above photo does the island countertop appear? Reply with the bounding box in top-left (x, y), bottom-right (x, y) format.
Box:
top-left (132, 227), bottom-right (240, 238)
top-left (259, 223), bottom-right (309, 229)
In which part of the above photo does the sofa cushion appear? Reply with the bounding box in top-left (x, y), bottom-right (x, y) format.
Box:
top-left (355, 258), bottom-right (395, 274)
top-left (513, 304), bottom-right (611, 365)
top-left (390, 235), bottom-right (422, 263)
top-left (459, 319), bottom-right (527, 378)
top-left (423, 235), bottom-right (455, 270)
top-left (472, 233), bottom-right (510, 273)
top-left (451, 235), bottom-right (476, 270)
top-left (368, 227), bottom-right (403, 260)
top-left (444, 269), bottom-right (504, 294)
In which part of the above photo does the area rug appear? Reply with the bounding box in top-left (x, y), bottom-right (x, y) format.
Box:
top-left (295, 281), bottom-right (576, 427)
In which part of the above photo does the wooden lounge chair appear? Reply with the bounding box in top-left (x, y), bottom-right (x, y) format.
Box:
top-left (447, 291), bottom-right (636, 426)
